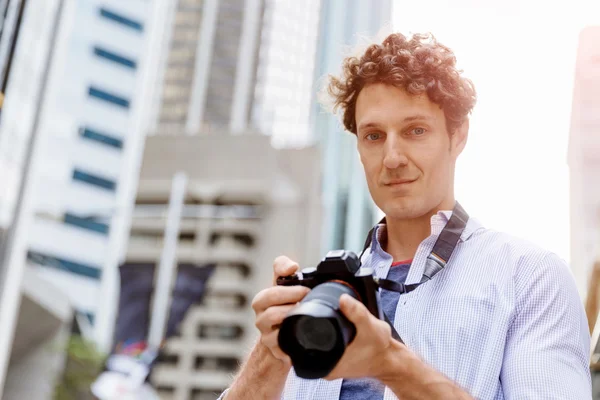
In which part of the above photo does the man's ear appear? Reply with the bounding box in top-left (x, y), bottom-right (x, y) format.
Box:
top-left (451, 119), bottom-right (469, 157)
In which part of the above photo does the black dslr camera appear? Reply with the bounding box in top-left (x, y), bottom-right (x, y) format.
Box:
top-left (276, 250), bottom-right (383, 379)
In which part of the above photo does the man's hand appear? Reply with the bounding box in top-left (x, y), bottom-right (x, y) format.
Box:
top-left (225, 256), bottom-right (309, 400)
top-left (324, 293), bottom-right (397, 381)
top-left (251, 256), bottom-right (310, 364)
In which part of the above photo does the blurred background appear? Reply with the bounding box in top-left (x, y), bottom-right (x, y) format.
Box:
top-left (0, 0), bottom-right (598, 399)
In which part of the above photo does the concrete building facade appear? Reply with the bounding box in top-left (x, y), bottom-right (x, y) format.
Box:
top-left (124, 134), bottom-right (322, 399)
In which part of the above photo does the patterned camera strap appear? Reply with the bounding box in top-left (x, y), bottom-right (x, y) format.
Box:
top-left (360, 202), bottom-right (469, 344)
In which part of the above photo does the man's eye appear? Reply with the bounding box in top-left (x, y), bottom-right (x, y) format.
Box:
top-left (411, 127), bottom-right (426, 135)
top-left (366, 133), bottom-right (381, 141)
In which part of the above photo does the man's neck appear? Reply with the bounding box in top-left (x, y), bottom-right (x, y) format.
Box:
top-left (383, 201), bottom-right (455, 262)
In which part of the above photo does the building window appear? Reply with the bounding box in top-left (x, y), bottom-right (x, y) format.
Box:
top-left (73, 169), bottom-right (117, 191)
top-left (93, 46), bottom-right (137, 69)
top-left (89, 86), bottom-right (130, 109)
top-left (82, 311), bottom-right (95, 326)
top-left (27, 250), bottom-right (102, 280)
top-left (80, 127), bottom-right (123, 149)
top-left (64, 213), bottom-right (110, 235)
top-left (99, 7), bottom-right (144, 32)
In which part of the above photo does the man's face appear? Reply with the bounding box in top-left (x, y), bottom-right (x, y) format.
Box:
top-left (356, 83), bottom-right (466, 220)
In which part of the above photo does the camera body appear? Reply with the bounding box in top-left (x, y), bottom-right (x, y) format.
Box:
top-left (276, 250), bottom-right (383, 320)
top-left (276, 250), bottom-right (384, 379)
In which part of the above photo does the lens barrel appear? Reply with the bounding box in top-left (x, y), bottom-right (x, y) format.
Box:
top-left (278, 282), bottom-right (359, 379)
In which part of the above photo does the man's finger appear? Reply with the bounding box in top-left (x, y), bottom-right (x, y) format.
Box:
top-left (339, 294), bottom-right (370, 325)
top-left (255, 304), bottom-right (297, 333)
top-left (272, 256), bottom-right (300, 284)
top-left (262, 329), bottom-right (291, 363)
top-left (252, 286), bottom-right (309, 314)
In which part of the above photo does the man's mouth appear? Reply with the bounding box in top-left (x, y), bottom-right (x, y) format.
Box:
top-left (384, 178), bottom-right (417, 186)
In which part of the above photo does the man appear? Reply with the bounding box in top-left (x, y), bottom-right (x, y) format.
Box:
top-left (220, 32), bottom-right (592, 399)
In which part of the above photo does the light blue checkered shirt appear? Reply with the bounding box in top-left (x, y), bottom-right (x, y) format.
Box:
top-left (221, 210), bottom-right (592, 399)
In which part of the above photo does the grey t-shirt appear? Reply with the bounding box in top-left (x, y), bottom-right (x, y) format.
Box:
top-left (339, 262), bottom-right (411, 400)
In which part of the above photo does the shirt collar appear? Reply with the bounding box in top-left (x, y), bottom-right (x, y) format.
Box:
top-left (368, 209), bottom-right (484, 285)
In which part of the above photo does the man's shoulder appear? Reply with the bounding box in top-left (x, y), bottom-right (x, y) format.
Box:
top-left (469, 227), bottom-right (570, 278)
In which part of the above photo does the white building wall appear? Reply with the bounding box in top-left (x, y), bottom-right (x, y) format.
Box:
top-left (24, 0), bottom-right (154, 331)
top-left (0, 0), bottom-right (177, 393)
top-left (0, 0), bottom-right (70, 393)
top-left (124, 135), bottom-right (322, 400)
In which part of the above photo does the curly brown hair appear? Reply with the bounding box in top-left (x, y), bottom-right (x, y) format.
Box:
top-left (326, 32), bottom-right (477, 135)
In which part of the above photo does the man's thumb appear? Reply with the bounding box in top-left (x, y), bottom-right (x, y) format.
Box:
top-left (339, 294), bottom-right (368, 324)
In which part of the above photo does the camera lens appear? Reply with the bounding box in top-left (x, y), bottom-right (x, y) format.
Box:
top-left (278, 282), bottom-right (359, 379)
top-left (295, 316), bottom-right (337, 352)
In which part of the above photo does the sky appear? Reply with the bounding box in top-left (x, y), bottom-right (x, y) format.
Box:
top-left (393, 0), bottom-right (600, 263)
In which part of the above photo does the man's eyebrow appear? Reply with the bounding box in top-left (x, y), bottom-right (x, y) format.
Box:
top-left (357, 122), bottom-right (381, 131)
top-left (402, 115), bottom-right (434, 123)
top-left (357, 115), bottom-right (434, 131)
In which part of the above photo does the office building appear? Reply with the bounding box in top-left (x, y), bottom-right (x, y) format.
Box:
top-left (154, 0), bottom-right (265, 135)
top-left (22, 0), bottom-right (174, 351)
top-left (0, 0), bottom-right (174, 396)
top-left (152, 0), bottom-right (322, 148)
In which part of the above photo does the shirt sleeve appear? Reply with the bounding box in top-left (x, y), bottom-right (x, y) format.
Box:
top-left (500, 252), bottom-right (592, 399)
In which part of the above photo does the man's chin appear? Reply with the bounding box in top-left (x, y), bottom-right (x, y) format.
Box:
top-left (382, 200), bottom-right (431, 220)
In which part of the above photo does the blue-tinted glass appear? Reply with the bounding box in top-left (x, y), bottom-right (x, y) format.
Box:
top-left (99, 8), bottom-right (143, 32)
top-left (80, 127), bottom-right (124, 149)
top-left (27, 250), bottom-right (102, 280)
top-left (64, 213), bottom-right (110, 235)
top-left (83, 311), bottom-right (95, 325)
top-left (89, 86), bottom-right (130, 109)
top-left (73, 169), bottom-right (116, 191)
top-left (93, 47), bottom-right (137, 69)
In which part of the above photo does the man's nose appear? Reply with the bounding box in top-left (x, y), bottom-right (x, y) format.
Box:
top-left (383, 139), bottom-right (408, 169)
